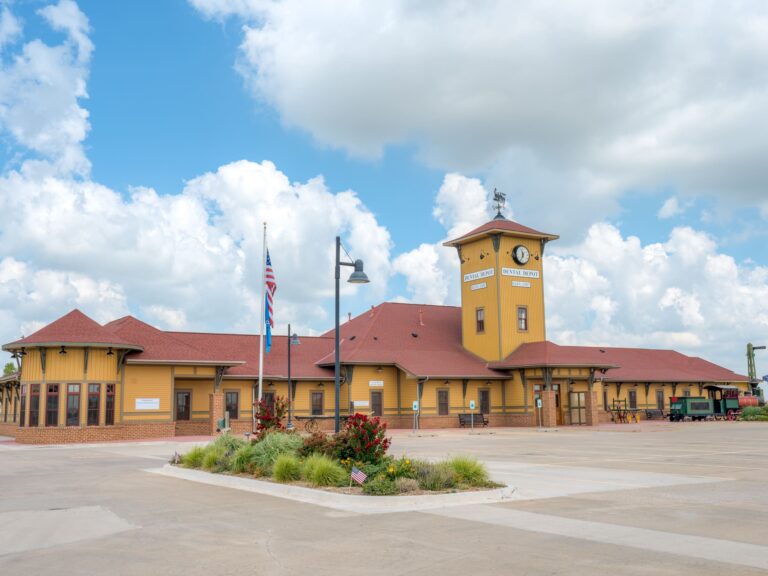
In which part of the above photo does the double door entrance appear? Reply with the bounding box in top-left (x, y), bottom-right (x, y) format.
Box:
top-left (569, 391), bottom-right (587, 425)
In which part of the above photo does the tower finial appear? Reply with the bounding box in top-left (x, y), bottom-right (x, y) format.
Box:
top-left (492, 188), bottom-right (506, 220)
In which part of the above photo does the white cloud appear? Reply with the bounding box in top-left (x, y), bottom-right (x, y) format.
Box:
top-left (658, 196), bottom-right (684, 219)
top-left (191, 0), bottom-right (768, 238)
top-left (0, 159), bottom-right (392, 343)
top-left (0, 257), bottom-right (129, 341)
top-left (393, 174), bottom-right (491, 305)
top-left (546, 223), bottom-right (768, 371)
top-left (0, 6), bottom-right (21, 47)
top-left (0, 2), bottom-right (392, 350)
top-left (0, 0), bottom-right (91, 174)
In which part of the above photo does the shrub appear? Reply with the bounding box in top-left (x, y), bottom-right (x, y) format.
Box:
top-left (273, 454), bottom-right (302, 482)
top-left (447, 456), bottom-right (490, 486)
top-left (212, 432), bottom-right (247, 455)
top-left (230, 444), bottom-right (258, 474)
top-left (254, 396), bottom-right (289, 434)
top-left (362, 476), bottom-right (398, 496)
top-left (336, 413), bottom-right (391, 464)
top-left (250, 431), bottom-right (304, 472)
top-left (418, 462), bottom-right (456, 491)
top-left (302, 453), bottom-right (347, 487)
top-left (181, 446), bottom-right (206, 468)
top-left (201, 445), bottom-right (228, 472)
top-left (740, 406), bottom-right (768, 421)
top-left (395, 477), bottom-right (419, 494)
top-left (298, 431), bottom-right (332, 458)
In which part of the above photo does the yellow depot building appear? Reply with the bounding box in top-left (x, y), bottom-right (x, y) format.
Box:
top-left (0, 212), bottom-right (750, 443)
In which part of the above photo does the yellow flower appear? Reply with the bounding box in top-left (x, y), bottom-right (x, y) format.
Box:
top-left (405, 459), bottom-right (410, 465)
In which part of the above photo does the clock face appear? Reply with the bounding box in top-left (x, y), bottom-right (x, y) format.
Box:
top-left (513, 245), bottom-right (530, 265)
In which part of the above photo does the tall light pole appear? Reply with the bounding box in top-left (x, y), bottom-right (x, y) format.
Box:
top-left (287, 324), bottom-right (300, 430)
top-left (335, 236), bottom-right (370, 432)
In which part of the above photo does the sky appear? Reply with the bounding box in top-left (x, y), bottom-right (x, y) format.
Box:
top-left (1, 0), bottom-right (767, 376)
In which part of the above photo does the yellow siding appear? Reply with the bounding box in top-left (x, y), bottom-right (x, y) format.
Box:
top-left (21, 349), bottom-right (43, 381)
top-left (498, 235), bottom-right (546, 358)
top-left (348, 365), bottom-right (398, 415)
top-left (459, 236), bottom-right (501, 361)
top-left (123, 365), bottom-right (173, 421)
top-left (46, 348), bottom-right (85, 381)
top-left (86, 348), bottom-right (119, 381)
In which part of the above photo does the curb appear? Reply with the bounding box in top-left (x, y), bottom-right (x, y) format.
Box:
top-left (147, 464), bottom-right (517, 514)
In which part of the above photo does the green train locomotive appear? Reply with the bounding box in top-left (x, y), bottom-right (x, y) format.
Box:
top-left (669, 385), bottom-right (746, 421)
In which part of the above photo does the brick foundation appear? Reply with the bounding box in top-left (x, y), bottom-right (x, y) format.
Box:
top-left (230, 419), bottom-right (254, 435)
top-left (175, 420), bottom-right (210, 436)
top-left (13, 422), bottom-right (176, 445)
top-left (0, 422), bottom-right (18, 437)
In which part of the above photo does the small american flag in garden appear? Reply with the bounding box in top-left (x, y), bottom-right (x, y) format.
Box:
top-left (351, 466), bottom-right (367, 485)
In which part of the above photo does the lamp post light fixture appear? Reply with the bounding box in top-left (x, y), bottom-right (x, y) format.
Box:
top-left (287, 324), bottom-right (300, 430)
top-left (335, 236), bottom-right (370, 432)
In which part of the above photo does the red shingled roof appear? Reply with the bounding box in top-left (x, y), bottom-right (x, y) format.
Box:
top-left (5, 308), bottom-right (747, 384)
top-left (444, 217), bottom-right (559, 247)
top-left (103, 316), bottom-right (232, 364)
top-left (318, 303), bottom-right (504, 378)
top-left (3, 309), bottom-right (142, 351)
top-left (494, 341), bottom-right (748, 382)
top-left (169, 331), bottom-right (335, 380)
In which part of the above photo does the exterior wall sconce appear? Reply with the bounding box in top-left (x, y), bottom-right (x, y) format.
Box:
top-left (106, 347), bottom-right (114, 356)
top-left (59, 345), bottom-right (67, 355)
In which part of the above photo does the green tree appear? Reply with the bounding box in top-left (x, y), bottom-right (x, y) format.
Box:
top-left (3, 362), bottom-right (16, 376)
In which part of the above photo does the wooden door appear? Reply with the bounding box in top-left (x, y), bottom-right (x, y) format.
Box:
top-left (371, 391), bottom-right (383, 416)
top-left (479, 389), bottom-right (490, 415)
top-left (175, 391), bottom-right (191, 421)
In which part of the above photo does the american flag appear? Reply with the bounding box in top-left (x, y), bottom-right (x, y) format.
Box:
top-left (351, 466), bottom-right (367, 485)
top-left (265, 249), bottom-right (277, 352)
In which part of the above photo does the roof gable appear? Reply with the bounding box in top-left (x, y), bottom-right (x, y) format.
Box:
top-left (3, 309), bottom-right (142, 351)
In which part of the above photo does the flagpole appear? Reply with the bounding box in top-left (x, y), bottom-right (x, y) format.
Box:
top-left (256, 222), bottom-right (267, 432)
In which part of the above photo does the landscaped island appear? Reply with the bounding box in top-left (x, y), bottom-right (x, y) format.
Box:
top-left (177, 411), bottom-right (500, 495)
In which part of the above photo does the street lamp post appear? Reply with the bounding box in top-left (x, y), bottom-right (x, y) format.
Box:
top-left (335, 235), bottom-right (370, 433)
top-left (287, 324), bottom-right (300, 430)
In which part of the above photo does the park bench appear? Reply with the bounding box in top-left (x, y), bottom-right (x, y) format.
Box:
top-left (644, 409), bottom-right (666, 420)
top-left (458, 413), bottom-right (488, 427)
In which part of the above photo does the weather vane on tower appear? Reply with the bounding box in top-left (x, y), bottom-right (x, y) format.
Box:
top-left (492, 188), bottom-right (506, 219)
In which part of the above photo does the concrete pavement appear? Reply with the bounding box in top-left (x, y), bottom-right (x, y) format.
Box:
top-left (1, 421), bottom-right (767, 575)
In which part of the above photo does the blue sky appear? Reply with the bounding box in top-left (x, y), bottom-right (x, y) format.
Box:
top-left (1, 0), bottom-right (767, 372)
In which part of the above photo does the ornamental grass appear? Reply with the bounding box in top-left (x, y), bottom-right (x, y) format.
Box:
top-left (301, 453), bottom-right (346, 487)
top-left (181, 446), bottom-right (206, 468)
top-left (447, 456), bottom-right (490, 486)
top-left (272, 453), bottom-right (302, 483)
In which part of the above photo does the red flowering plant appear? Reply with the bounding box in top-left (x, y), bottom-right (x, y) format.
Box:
top-left (253, 396), bottom-right (288, 436)
top-left (336, 412), bottom-right (391, 464)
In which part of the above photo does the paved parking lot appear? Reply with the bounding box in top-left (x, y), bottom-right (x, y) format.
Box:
top-left (1, 422), bottom-right (767, 575)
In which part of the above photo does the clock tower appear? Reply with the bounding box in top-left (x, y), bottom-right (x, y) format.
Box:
top-left (443, 203), bottom-right (558, 362)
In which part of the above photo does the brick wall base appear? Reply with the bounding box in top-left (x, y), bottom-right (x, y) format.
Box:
top-left (0, 422), bottom-right (18, 437)
top-left (175, 420), bottom-right (210, 436)
top-left (14, 422), bottom-right (176, 445)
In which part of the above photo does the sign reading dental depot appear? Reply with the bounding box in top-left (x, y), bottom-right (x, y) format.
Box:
top-left (463, 268), bottom-right (495, 283)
